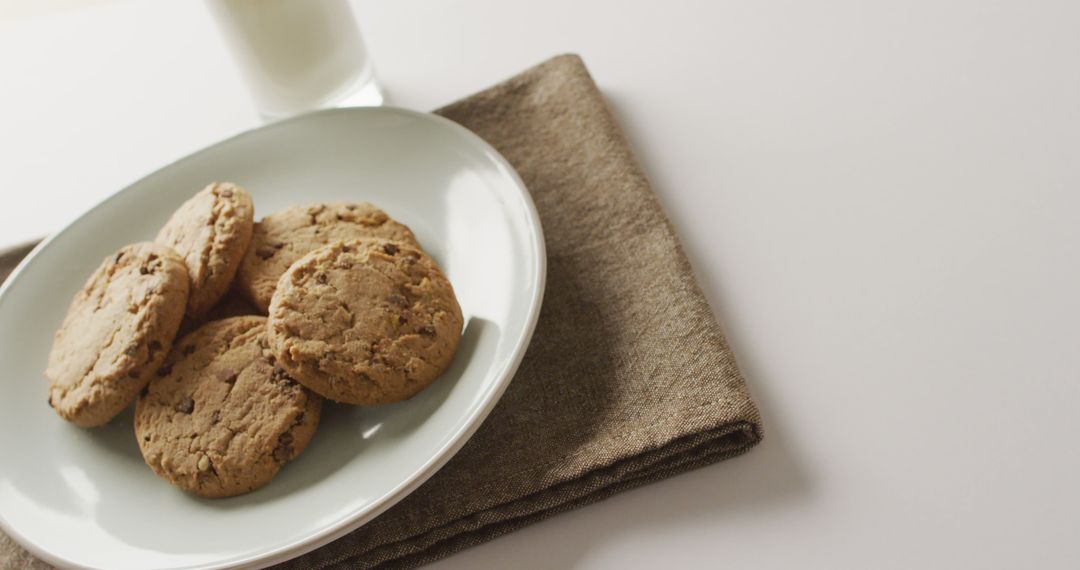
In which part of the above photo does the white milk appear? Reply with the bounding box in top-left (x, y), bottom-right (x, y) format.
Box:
top-left (206, 0), bottom-right (380, 118)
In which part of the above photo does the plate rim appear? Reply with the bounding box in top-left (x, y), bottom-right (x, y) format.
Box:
top-left (0, 106), bottom-right (547, 570)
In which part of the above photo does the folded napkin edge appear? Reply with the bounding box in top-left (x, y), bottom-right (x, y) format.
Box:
top-left (324, 419), bottom-right (761, 569)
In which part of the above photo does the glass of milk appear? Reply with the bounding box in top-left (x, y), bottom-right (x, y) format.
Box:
top-left (205, 0), bottom-right (383, 120)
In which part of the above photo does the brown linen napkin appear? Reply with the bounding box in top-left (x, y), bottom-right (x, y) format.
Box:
top-left (0, 54), bottom-right (762, 569)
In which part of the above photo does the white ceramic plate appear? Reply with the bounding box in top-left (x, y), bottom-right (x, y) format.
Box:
top-left (0, 108), bottom-right (545, 569)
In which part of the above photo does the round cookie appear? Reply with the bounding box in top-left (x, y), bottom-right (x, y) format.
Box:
top-left (156, 182), bottom-right (255, 319)
top-left (135, 316), bottom-right (322, 499)
top-left (268, 239), bottom-right (463, 405)
top-left (45, 242), bottom-right (189, 427)
top-left (237, 203), bottom-right (419, 313)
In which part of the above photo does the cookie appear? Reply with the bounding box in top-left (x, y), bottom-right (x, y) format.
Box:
top-left (268, 239), bottom-right (463, 405)
top-left (156, 182), bottom-right (255, 319)
top-left (135, 316), bottom-right (322, 498)
top-left (237, 203), bottom-right (419, 312)
top-left (45, 242), bottom-right (189, 427)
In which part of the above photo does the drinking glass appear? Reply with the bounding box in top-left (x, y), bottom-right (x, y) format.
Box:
top-left (205, 0), bottom-right (383, 120)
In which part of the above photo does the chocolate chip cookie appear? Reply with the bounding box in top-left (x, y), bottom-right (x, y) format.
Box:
top-left (135, 316), bottom-right (321, 498)
top-left (156, 182), bottom-right (255, 319)
top-left (237, 203), bottom-right (419, 313)
top-left (268, 239), bottom-right (463, 405)
top-left (45, 242), bottom-right (189, 427)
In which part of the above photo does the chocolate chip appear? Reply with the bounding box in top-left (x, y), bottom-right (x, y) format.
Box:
top-left (341, 245), bottom-right (351, 253)
top-left (383, 243), bottom-right (399, 255)
top-left (272, 433), bottom-right (295, 462)
top-left (273, 242), bottom-right (284, 249)
top-left (271, 366), bottom-right (297, 387)
top-left (397, 315), bottom-right (408, 325)
top-left (293, 412), bottom-right (305, 426)
top-left (273, 434), bottom-right (294, 463)
top-left (156, 363), bottom-right (173, 377)
top-left (218, 369), bottom-right (238, 384)
top-left (419, 326), bottom-right (436, 336)
top-left (127, 370), bottom-right (140, 379)
top-left (148, 340), bottom-right (162, 356)
top-left (175, 396), bottom-right (194, 414)
top-left (336, 214), bottom-right (344, 221)
top-left (114, 252), bottom-right (124, 263)
top-left (387, 294), bottom-right (408, 308)
top-left (316, 273), bottom-right (328, 284)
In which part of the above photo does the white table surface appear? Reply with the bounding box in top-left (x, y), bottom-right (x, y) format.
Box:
top-left (3, 1), bottom-right (1080, 568)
